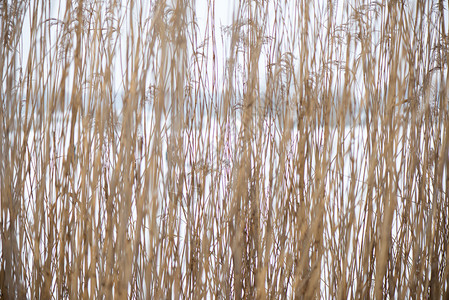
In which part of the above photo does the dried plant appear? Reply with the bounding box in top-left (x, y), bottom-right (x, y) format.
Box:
top-left (1, 0), bottom-right (448, 299)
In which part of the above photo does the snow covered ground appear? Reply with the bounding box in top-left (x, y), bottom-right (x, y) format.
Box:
top-left (11, 96), bottom-right (446, 297)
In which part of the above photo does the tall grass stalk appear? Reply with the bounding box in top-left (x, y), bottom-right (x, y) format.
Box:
top-left (1, 0), bottom-right (449, 298)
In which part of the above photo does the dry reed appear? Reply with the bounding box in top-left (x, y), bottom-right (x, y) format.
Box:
top-left (1, 0), bottom-right (449, 299)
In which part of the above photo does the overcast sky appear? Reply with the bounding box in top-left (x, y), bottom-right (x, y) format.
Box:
top-left (14, 0), bottom-right (449, 106)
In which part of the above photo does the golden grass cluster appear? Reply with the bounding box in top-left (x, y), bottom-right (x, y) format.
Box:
top-left (1, 0), bottom-right (449, 298)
